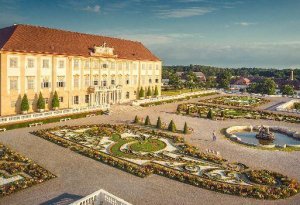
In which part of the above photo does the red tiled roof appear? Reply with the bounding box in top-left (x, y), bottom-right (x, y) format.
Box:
top-left (0, 24), bottom-right (160, 61)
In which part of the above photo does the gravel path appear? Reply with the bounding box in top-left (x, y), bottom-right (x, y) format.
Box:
top-left (0, 96), bottom-right (300, 205)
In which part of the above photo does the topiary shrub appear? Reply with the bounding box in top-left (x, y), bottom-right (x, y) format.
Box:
top-left (147, 86), bottom-right (152, 97)
top-left (133, 115), bottom-right (139, 123)
top-left (183, 122), bottom-right (189, 134)
top-left (207, 109), bottom-right (214, 119)
top-left (139, 87), bottom-right (145, 99)
top-left (168, 120), bottom-right (176, 132)
top-left (37, 92), bottom-right (45, 111)
top-left (156, 117), bottom-right (162, 129)
top-left (21, 94), bottom-right (29, 113)
top-left (154, 85), bottom-right (159, 97)
top-left (52, 91), bottom-right (60, 109)
top-left (145, 115), bottom-right (151, 125)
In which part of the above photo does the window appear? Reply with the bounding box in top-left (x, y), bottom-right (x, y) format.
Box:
top-left (44, 98), bottom-right (49, 104)
top-left (126, 92), bottom-right (130, 99)
top-left (27, 77), bottom-right (35, 90)
top-left (126, 79), bottom-right (130, 85)
top-left (42, 59), bottom-right (50, 69)
top-left (42, 78), bottom-right (51, 88)
top-left (59, 97), bottom-right (64, 102)
top-left (27, 58), bottom-right (34, 68)
top-left (149, 64), bottom-right (152, 70)
top-left (102, 80), bottom-right (107, 87)
top-left (149, 78), bottom-right (152, 84)
top-left (73, 76), bottom-right (79, 88)
top-left (111, 62), bottom-right (115, 69)
top-left (142, 64), bottom-right (145, 70)
top-left (118, 63), bottom-right (122, 70)
top-left (111, 79), bottom-right (115, 85)
top-left (57, 82), bottom-right (65, 87)
top-left (74, 59), bottom-right (79, 69)
top-left (85, 95), bottom-right (89, 103)
top-left (156, 64), bottom-right (159, 70)
top-left (57, 76), bottom-right (65, 87)
top-left (73, 96), bottom-right (79, 104)
top-left (9, 77), bottom-right (18, 90)
top-left (134, 91), bottom-right (137, 95)
top-left (94, 80), bottom-right (98, 86)
top-left (58, 60), bottom-right (64, 69)
top-left (84, 75), bottom-right (90, 87)
top-left (126, 62), bottom-right (129, 70)
top-left (133, 75), bottom-right (137, 85)
top-left (85, 61), bottom-right (89, 69)
top-left (155, 79), bottom-right (159, 83)
top-left (103, 63), bottom-right (108, 68)
top-left (10, 57), bottom-right (18, 68)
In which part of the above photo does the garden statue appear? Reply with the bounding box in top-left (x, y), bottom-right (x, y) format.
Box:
top-left (256, 125), bottom-right (275, 141)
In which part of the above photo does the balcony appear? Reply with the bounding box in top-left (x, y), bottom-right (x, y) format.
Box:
top-left (88, 85), bottom-right (122, 93)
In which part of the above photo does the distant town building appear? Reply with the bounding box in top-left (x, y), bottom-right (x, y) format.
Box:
top-left (230, 77), bottom-right (251, 90)
top-left (194, 72), bottom-right (206, 82)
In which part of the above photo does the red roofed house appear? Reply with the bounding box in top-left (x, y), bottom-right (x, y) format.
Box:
top-left (0, 24), bottom-right (162, 116)
top-left (230, 77), bottom-right (251, 90)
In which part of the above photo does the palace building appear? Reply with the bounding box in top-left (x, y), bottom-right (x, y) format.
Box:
top-left (0, 24), bottom-right (162, 116)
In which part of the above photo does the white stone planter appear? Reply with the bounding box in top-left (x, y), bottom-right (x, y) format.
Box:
top-left (53, 107), bottom-right (59, 111)
top-left (21, 111), bottom-right (28, 114)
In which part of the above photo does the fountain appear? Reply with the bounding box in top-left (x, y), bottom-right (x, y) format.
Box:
top-left (255, 126), bottom-right (275, 141)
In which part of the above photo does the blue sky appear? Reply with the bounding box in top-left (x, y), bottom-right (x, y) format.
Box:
top-left (0, 0), bottom-right (300, 68)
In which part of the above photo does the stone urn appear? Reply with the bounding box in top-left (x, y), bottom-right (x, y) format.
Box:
top-left (256, 126), bottom-right (275, 141)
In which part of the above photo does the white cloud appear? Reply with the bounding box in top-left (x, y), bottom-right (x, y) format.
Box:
top-left (82, 5), bottom-right (100, 13)
top-left (235, 22), bottom-right (257, 26)
top-left (157, 7), bottom-right (216, 18)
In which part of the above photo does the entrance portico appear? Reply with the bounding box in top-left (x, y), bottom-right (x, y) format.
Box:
top-left (89, 85), bottom-right (122, 106)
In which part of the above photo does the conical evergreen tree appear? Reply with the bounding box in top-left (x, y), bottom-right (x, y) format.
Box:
top-left (52, 91), bottom-right (60, 109)
top-left (156, 117), bottom-right (162, 129)
top-left (21, 94), bottom-right (29, 112)
top-left (183, 122), bottom-right (189, 134)
top-left (154, 85), bottom-right (159, 97)
top-left (145, 115), bottom-right (151, 125)
top-left (207, 109), bottom-right (214, 119)
top-left (133, 115), bottom-right (139, 123)
top-left (37, 92), bottom-right (45, 110)
top-left (220, 110), bottom-right (225, 118)
top-left (168, 120), bottom-right (176, 132)
top-left (139, 87), bottom-right (145, 98)
top-left (147, 86), bottom-right (152, 97)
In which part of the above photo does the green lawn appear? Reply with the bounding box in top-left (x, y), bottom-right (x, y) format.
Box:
top-left (130, 139), bottom-right (166, 152)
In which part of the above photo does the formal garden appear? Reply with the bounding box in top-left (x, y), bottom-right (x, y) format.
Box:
top-left (176, 103), bottom-right (300, 123)
top-left (200, 96), bottom-right (269, 108)
top-left (0, 143), bottom-right (55, 197)
top-left (32, 124), bottom-right (300, 199)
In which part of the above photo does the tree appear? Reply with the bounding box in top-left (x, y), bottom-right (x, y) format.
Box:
top-left (220, 110), bottom-right (225, 118)
top-left (261, 78), bottom-right (276, 95)
top-left (247, 78), bottom-right (276, 95)
top-left (37, 92), bottom-right (45, 110)
top-left (168, 120), bottom-right (176, 132)
top-left (21, 94), bottom-right (29, 112)
top-left (52, 91), bottom-right (60, 109)
top-left (207, 109), bottom-right (214, 119)
top-left (145, 115), bottom-right (151, 125)
top-left (146, 86), bottom-right (152, 97)
top-left (183, 122), bottom-right (189, 134)
top-left (216, 70), bottom-right (232, 89)
top-left (156, 117), bottom-right (162, 129)
top-left (169, 73), bottom-right (183, 90)
top-left (133, 115), bottom-right (139, 123)
top-left (281, 85), bottom-right (295, 96)
top-left (154, 85), bottom-right (159, 97)
top-left (185, 71), bottom-right (198, 91)
top-left (139, 87), bottom-right (145, 98)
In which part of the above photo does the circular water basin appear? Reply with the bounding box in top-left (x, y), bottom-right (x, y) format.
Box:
top-left (235, 131), bottom-right (300, 146)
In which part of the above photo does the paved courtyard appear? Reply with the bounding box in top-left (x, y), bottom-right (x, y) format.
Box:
top-left (0, 95), bottom-right (300, 205)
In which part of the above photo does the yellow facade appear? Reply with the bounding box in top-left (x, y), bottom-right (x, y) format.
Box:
top-left (0, 51), bottom-right (162, 116)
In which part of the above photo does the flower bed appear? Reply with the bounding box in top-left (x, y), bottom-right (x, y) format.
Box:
top-left (176, 103), bottom-right (300, 124)
top-left (0, 143), bottom-right (55, 197)
top-left (200, 96), bottom-right (269, 108)
top-left (31, 124), bottom-right (300, 200)
top-left (140, 92), bottom-right (218, 107)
